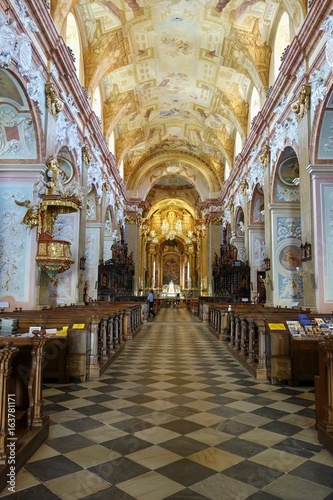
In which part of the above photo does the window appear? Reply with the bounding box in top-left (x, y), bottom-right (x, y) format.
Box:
top-left (273, 12), bottom-right (290, 81)
top-left (224, 161), bottom-right (231, 181)
top-left (66, 13), bottom-right (81, 81)
top-left (235, 131), bottom-right (242, 158)
top-left (108, 130), bottom-right (115, 155)
top-left (92, 86), bottom-right (102, 121)
top-left (249, 86), bottom-right (260, 126)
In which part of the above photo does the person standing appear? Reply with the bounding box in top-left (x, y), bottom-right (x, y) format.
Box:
top-left (147, 289), bottom-right (155, 318)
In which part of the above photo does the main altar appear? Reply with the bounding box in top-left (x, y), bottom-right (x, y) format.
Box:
top-left (160, 280), bottom-right (181, 298)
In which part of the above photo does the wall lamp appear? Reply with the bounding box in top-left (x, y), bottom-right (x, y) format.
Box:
top-left (300, 242), bottom-right (311, 261)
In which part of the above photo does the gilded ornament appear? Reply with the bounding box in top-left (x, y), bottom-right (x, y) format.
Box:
top-left (259, 144), bottom-right (270, 169)
top-left (14, 199), bottom-right (40, 229)
top-left (240, 180), bottom-right (249, 194)
top-left (291, 84), bottom-right (311, 122)
top-left (45, 82), bottom-right (64, 119)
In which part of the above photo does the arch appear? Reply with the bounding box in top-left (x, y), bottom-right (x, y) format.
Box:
top-left (314, 87), bottom-right (333, 164)
top-left (250, 184), bottom-right (265, 224)
top-left (127, 151), bottom-right (221, 200)
top-left (0, 69), bottom-right (37, 160)
top-left (272, 146), bottom-right (300, 203)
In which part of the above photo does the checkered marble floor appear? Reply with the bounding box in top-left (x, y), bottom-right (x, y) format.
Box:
top-left (2, 308), bottom-right (333, 500)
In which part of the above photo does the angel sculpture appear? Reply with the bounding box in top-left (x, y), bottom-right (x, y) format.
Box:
top-left (15, 199), bottom-right (40, 229)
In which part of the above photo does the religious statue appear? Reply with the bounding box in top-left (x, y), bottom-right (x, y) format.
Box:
top-left (45, 82), bottom-right (64, 120)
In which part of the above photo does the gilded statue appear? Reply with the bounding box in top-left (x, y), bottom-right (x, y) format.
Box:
top-left (46, 156), bottom-right (65, 195)
top-left (259, 144), bottom-right (270, 169)
top-left (240, 179), bottom-right (249, 194)
top-left (15, 199), bottom-right (40, 230)
top-left (45, 82), bottom-right (64, 120)
top-left (82, 145), bottom-right (92, 167)
top-left (291, 84), bottom-right (311, 122)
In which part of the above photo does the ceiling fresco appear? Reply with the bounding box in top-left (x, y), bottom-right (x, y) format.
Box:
top-left (52, 0), bottom-right (305, 216)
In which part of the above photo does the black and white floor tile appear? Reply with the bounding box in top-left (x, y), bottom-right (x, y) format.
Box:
top-left (2, 308), bottom-right (333, 500)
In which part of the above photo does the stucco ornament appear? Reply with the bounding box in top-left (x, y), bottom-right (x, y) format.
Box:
top-left (0, 12), bottom-right (44, 112)
top-left (321, 15), bottom-right (333, 71)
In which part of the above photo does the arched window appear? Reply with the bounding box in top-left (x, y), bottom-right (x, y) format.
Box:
top-left (108, 130), bottom-right (115, 155)
top-left (249, 86), bottom-right (260, 127)
top-left (273, 12), bottom-right (290, 81)
top-left (66, 13), bottom-right (81, 82)
top-left (235, 131), bottom-right (242, 158)
top-left (92, 86), bottom-right (102, 121)
top-left (119, 159), bottom-right (124, 179)
top-left (224, 161), bottom-right (231, 181)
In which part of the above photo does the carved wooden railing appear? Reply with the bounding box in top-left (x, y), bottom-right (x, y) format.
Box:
top-left (0, 332), bottom-right (49, 491)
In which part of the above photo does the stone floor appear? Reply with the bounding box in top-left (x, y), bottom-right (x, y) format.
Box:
top-left (2, 307), bottom-right (333, 500)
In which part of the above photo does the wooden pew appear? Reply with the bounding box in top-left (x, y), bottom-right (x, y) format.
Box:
top-left (195, 300), bottom-right (324, 384)
top-left (1, 301), bottom-right (144, 382)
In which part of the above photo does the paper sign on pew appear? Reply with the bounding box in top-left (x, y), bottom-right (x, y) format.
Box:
top-left (45, 328), bottom-right (57, 335)
top-left (267, 323), bottom-right (286, 330)
top-left (29, 326), bottom-right (41, 334)
top-left (56, 326), bottom-right (69, 336)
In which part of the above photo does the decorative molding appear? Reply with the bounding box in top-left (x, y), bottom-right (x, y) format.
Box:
top-left (309, 65), bottom-right (330, 116)
top-left (0, 11), bottom-right (44, 112)
top-left (321, 14), bottom-right (333, 71)
top-left (276, 183), bottom-right (300, 202)
top-left (270, 114), bottom-right (298, 163)
top-left (0, 103), bottom-right (36, 158)
top-left (14, 0), bottom-right (38, 32)
top-left (277, 216), bottom-right (302, 242)
top-left (56, 114), bottom-right (82, 172)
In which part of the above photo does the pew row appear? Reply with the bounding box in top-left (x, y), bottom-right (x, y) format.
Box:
top-left (198, 301), bottom-right (326, 386)
top-left (1, 301), bottom-right (145, 382)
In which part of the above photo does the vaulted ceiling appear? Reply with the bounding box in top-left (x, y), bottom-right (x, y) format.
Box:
top-left (52, 0), bottom-right (305, 216)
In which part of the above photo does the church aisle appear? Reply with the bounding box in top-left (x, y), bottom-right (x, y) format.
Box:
top-left (3, 308), bottom-right (333, 499)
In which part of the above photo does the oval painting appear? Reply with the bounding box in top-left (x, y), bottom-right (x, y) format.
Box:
top-left (279, 245), bottom-right (302, 271)
top-left (278, 155), bottom-right (299, 185)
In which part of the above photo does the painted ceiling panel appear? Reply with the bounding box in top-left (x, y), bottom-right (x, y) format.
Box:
top-left (53, 0), bottom-right (304, 212)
